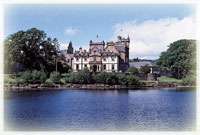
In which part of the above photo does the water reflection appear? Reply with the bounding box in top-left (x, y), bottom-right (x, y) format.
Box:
top-left (4, 87), bottom-right (196, 131)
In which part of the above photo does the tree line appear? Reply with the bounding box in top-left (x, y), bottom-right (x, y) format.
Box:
top-left (4, 28), bottom-right (196, 86)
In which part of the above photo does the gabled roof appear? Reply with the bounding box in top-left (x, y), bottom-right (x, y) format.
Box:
top-left (74, 50), bottom-right (89, 57)
top-left (101, 51), bottom-right (119, 57)
top-left (130, 61), bottom-right (156, 68)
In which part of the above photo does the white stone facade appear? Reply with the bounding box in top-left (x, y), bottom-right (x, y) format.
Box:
top-left (71, 36), bottom-right (130, 72)
top-left (73, 57), bottom-right (90, 71)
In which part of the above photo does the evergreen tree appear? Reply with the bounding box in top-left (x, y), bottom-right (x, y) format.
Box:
top-left (67, 41), bottom-right (73, 54)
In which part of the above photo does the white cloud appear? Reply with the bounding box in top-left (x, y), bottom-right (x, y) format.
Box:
top-left (111, 16), bottom-right (196, 59)
top-left (64, 27), bottom-right (79, 36)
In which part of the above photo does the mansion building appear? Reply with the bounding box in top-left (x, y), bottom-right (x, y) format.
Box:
top-left (64, 36), bottom-right (130, 72)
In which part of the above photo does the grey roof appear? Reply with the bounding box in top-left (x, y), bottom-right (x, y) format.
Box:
top-left (129, 61), bottom-right (156, 68)
top-left (60, 50), bottom-right (67, 56)
top-left (105, 51), bottom-right (111, 55)
top-left (102, 51), bottom-right (119, 56)
top-left (60, 50), bottom-right (74, 58)
top-left (115, 45), bottom-right (125, 52)
top-left (66, 54), bottom-right (74, 58)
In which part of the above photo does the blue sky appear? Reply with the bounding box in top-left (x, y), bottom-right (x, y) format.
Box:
top-left (4, 4), bottom-right (196, 59)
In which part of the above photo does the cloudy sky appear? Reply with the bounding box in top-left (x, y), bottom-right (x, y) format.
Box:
top-left (4, 4), bottom-right (196, 59)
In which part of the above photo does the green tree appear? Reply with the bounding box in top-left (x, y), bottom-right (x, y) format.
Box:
top-left (67, 41), bottom-right (73, 54)
top-left (133, 57), bottom-right (139, 62)
top-left (4, 28), bottom-right (61, 73)
top-left (139, 65), bottom-right (151, 75)
top-left (127, 67), bottom-right (138, 74)
top-left (156, 39), bottom-right (196, 79)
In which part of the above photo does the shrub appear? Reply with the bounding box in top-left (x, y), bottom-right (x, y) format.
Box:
top-left (105, 72), bottom-right (118, 85)
top-left (61, 73), bottom-right (71, 83)
top-left (127, 75), bottom-right (140, 86)
top-left (45, 78), bottom-right (52, 84)
top-left (182, 74), bottom-right (196, 86)
top-left (127, 67), bottom-right (138, 74)
top-left (93, 72), bottom-right (108, 84)
top-left (19, 71), bottom-right (32, 83)
top-left (93, 72), bottom-right (118, 85)
top-left (16, 78), bottom-right (26, 84)
top-left (68, 68), bottom-right (92, 84)
top-left (69, 72), bottom-right (78, 84)
top-left (50, 71), bottom-right (61, 83)
top-left (139, 65), bottom-right (151, 75)
top-left (117, 73), bottom-right (128, 86)
top-left (31, 70), bottom-right (47, 83)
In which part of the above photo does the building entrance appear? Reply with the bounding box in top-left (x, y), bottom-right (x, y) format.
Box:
top-left (93, 65), bottom-right (97, 72)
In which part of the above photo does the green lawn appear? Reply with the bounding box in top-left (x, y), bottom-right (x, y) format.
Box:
top-left (4, 74), bottom-right (17, 84)
top-left (158, 76), bottom-right (182, 83)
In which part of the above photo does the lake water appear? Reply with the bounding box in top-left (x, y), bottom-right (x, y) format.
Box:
top-left (4, 87), bottom-right (196, 131)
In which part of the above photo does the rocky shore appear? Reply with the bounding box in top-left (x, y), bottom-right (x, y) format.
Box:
top-left (4, 81), bottom-right (184, 91)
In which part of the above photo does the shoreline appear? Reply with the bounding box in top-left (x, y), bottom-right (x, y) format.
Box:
top-left (4, 82), bottom-right (193, 91)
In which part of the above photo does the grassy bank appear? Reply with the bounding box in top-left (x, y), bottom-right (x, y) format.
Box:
top-left (158, 76), bottom-right (182, 83)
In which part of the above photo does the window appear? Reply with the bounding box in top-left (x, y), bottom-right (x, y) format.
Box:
top-left (112, 57), bottom-right (115, 61)
top-left (67, 59), bottom-right (70, 63)
top-left (85, 64), bottom-right (87, 68)
top-left (126, 57), bottom-right (128, 63)
top-left (84, 58), bottom-right (87, 61)
top-left (94, 50), bottom-right (96, 55)
top-left (104, 65), bottom-right (106, 70)
top-left (103, 58), bottom-right (106, 61)
top-left (93, 56), bottom-right (96, 61)
top-left (112, 64), bottom-right (115, 70)
top-left (76, 64), bottom-right (79, 70)
top-left (76, 58), bottom-right (79, 61)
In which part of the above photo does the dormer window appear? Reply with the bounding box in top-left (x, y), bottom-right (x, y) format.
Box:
top-left (94, 50), bottom-right (96, 55)
top-left (76, 58), bottom-right (79, 61)
top-left (103, 58), bottom-right (106, 61)
top-left (85, 58), bottom-right (87, 61)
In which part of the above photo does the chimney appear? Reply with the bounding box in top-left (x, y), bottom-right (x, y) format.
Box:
top-left (117, 36), bottom-right (122, 40)
top-left (79, 47), bottom-right (82, 52)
